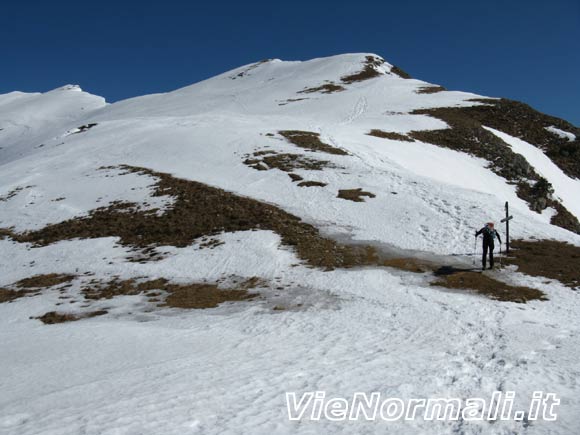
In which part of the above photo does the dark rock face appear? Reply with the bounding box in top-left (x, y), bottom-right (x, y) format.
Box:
top-left (341, 56), bottom-right (383, 84)
top-left (460, 99), bottom-right (580, 180)
top-left (390, 65), bottom-right (412, 79)
top-left (408, 104), bottom-right (580, 235)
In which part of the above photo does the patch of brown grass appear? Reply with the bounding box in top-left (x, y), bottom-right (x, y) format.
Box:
top-left (0, 228), bottom-right (14, 239)
top-left (82, 278), bottom-right (152, 300)
top-left (431, 271), bottom-right (547, 303)
top-left (164, 283), bottom-right (255, 309)
top-left (288, 173), bottom-right (303, 182)
top-left (15, 274), bottom-right (75, 288)
top-left (278, 130), bottom-right (349, 155)
top-left (4, 166), bottom-right (380, 269)
top-left (35, 310), bottom-right (107, 324)
top-left (367, 130), bottom-right (414, 142)
top-left (81, 276), bottom-right (261, 309)
top-left (278, 98), bottom-right (308, 106)
top-left (198, 237), bottom-right (225, 249)
top-left (0, 274), bottom-right (74, 303)
top-left (298, 83), bottom-right (346, 94)
top-left (390, 65), bottom-right (412, 79)
top-left (268, 153), bottom-right (331, 171)
top-left (341, 56), bottom-right (384, 84)
top-left (126, 245), bottom-right (167, 262)
top-left (0, 288), bottom-right (29, 303)
top-left (506, 239), bottom-right (580, 289)
top-left (297, 181), bottom-right (327, 187)
top-left (337, 188), bottom-right (376, 202)
top-left (244, 151), bottom-right (334, 172)
top-left (243, 159), bottom-right (268, 171)
top-left (72, 123), bottom-right (98, 134)
top-left (416, 85), bottom-right (446, 94)
top-left (253, 150), bottom-right (276, 156)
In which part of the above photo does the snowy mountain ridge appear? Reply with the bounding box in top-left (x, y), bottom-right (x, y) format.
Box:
top-left (1, 53), bottom-right (580, 435)
top-left (1, 53), bottom-right (579, 245)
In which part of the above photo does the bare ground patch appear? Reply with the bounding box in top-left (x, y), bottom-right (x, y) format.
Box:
top-left (230, 59), bottom-right (271, 79)
top-left (35, 310), bottom-right (107, 324)
top-left (70, 123), bottom-right (98, 134)
top-left (298, 83), bottom-right (346, 94)
top-left (198, 237), bottom-right (226, 249)
top-left (337, 188), bottom-right (376, 202)
top-left (16, 274), bottom-right (75, 288)
top-left (0, 185), bottom-right (34, 202)
top-left (0, 288), bottom-right (30, 303)
top-left (2, 165), bottom-right (379, 270)
top-left (9, 274), bottom-right (268, 322)
top-left (278, 130), bottom-right (349, 155)
top-left (431, 270), bottom-right (547, 303)
top-left (244, 150), bottom-right (334, 172)
top-left (341, 56), bottom-right (384, 84)
top-left (288, 173), bottom-right (303, 182)
top-left (0, 274), bottom-right (76, 303)
top-left (79, 276), bottom-right (261, 309)
top-left (278, 98), bottom-right (308, 106)
top-left (506, 239), bottom-right (580, 289)
top-left (164, 282), bottom-right (256, 309)
top-left (367, 130), bottom-right (414, 142)
top-left (297, 181), bottom-right (327, 187)
top-left (390, 65), bottom-right (412, 79)
top-left (416, 85), bottom-right (446, 94)
top-left (381, 259), bottom-right (547, 303)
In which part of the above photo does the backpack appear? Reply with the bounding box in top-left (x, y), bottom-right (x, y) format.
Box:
top-left (483, 226), bottom-right (495, 240)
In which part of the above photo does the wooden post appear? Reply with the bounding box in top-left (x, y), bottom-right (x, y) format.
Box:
top-left (501, 201), bottom-right (513, 254)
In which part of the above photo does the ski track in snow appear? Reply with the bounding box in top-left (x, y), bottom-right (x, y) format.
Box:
top-left (342, 96), bottom-right (368, 124)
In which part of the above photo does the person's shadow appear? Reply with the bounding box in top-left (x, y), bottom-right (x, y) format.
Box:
top-left (434, 265), bottom-right (480, 276)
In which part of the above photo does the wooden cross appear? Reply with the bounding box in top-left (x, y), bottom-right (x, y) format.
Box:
top-left (500, 201), bottom-right (513, 253)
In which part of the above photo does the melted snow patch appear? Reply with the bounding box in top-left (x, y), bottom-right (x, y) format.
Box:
top-left (545, 126), bottom-right (576, 141)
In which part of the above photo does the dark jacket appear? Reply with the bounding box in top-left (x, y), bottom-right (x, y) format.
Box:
top-left (476, 226), bottom-right (502, 246)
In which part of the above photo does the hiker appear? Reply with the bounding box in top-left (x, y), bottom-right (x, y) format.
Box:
top-left (475, 222), bottom-right (502, 270)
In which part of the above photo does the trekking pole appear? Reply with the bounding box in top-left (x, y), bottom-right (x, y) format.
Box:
top-left (499, 245), bottom-right (503, 269)
top-left (472, 236), bottom-right (477, 266)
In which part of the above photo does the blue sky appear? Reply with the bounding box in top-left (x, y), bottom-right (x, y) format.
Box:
top-left (2, 0), bottom-right (579, 124)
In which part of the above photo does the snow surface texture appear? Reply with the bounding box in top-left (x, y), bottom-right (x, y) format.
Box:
top-left (1, 53), bottom-right (579, 435)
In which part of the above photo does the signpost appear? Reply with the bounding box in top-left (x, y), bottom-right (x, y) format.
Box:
top-left (500, 201), bottom-right (513, 254)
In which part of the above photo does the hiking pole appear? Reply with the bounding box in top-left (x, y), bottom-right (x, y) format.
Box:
top-left (499, 244), bottom-right (503, 269)
top-left (472, 236), bottom-right (477, 266)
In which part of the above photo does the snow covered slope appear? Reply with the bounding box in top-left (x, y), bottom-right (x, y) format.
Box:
top-left (1, 54), bottom-right (579, 435)
top-left (0, 85), bottom-right (106, 164)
